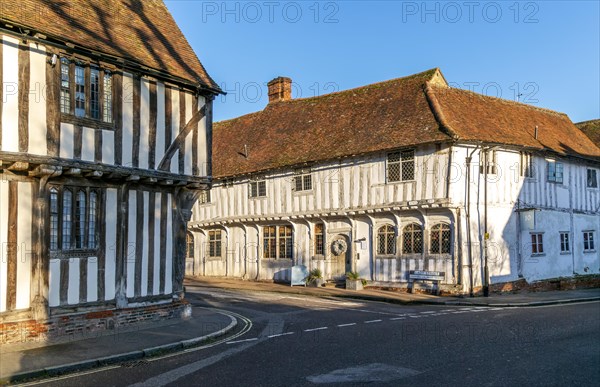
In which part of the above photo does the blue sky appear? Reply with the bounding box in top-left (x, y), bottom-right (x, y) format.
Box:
top-left (166, 1), bottom-right (600, 123)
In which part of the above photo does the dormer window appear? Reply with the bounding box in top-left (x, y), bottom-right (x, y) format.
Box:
top-left (60, 57), bottom-right (113, 124)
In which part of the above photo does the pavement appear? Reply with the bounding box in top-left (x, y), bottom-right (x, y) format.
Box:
top-left (1, 278), bottom-right (598, 385)
top-left (0, 307), bottom-right (236, 384)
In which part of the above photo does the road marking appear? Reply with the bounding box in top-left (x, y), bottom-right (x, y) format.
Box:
top-left (304, 327), bottom-right (328, 332)
top-left (226, 337), bottom-right (258, 344)
top-left (267, 332), bottom-right (295, 338)
top-left (390, 317), bottom-right (406, 320)
top-left (420, 311), bottom-right (436, 314)
top-left (337, 323), bottom-right (357, 327)
top-left (364, 319), bottom-right (382, 324)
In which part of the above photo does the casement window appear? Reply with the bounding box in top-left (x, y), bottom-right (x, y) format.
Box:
top-left (430, 223), bottom-right (451, 254)
top-left (249, 180), bottom-right (267, 198)
top-left (587, 169), bottom-right (598, 188)
top-left (60, 58), bottom-right (113, 123)
top-left (49, 186), bottom-right (101, 254)
top-left (521, 152), bottom-right (534, 178)
top-left (314, 223), bottom-right (325, 256)
top-left (387, 150), bottom-right (415, 182)
top-left (186, 232), bottom-right (195, 259)
top-left (294, 170), bottom-right (312, 192)
top-left (479, 150), bottom-right (497, 175)
top-left (263, 225), bottom-right (293, 259)
top-left (583, 231), bottom-right (595, 252)
top-left (547, 160), bottom-right (564, 183)
top-left (198, 190), bottom-right (211, 204)
top-left (377, 225), bottom-right (396, 255)
top-left (402, 223), bottom-right (423, 254)
top-left (208, 230), bottom-right (222, 258)
top-left (531, 233), bottom-right (544, 255)
top-left (560, 232), bottom-right (570, 253)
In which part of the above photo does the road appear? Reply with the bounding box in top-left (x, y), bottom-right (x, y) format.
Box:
top-left (26, 286), bottom-right (600, 386)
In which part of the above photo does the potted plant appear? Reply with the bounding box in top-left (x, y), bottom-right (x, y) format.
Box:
top-left (345, 271), bottom-right (366, 291)
top-left (306, 268), bottom-right (325, 287)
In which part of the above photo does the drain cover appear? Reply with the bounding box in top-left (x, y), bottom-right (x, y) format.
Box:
top-left (120, 359), bottom-right (150, 368)
top-left (307, 363), bottom-right (420, 384)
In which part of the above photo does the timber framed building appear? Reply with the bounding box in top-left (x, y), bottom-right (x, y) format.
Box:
top-left (188, 69), bottom-right (600, 295)
top-left (0, 0), bottom-right (220, 344)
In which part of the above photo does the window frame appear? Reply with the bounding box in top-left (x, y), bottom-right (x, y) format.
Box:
top-left (521, 152), bottom-right (534, 178)
top-left (263, 225), bottom-right (294, 259)
top-left (430, 223), bottom-right (452, 255)
top-left (207, 230), bottom-right (222, 258)
top-left (186, 232), bottom-right (195, 260)
top-left (249, 179), bottom-right (267, 198)
top-left (479, 150), bottom-right (497, 175)
top-left (583, 231), bottom-right (596, 253)
top-left (197, 190), bottom-right (211, 205)
top-left (59, 57), bottom-right (114, 128)
top-left (387, 149), bottom-right (415, 183)
top-left (530, 232), bottom-right (544, 256)
top-left (547, 160), bottom-right (564, 184)
top-left (377, 224), bottom-right (396, 256)
top-left (559, 232), bottom-right (571, 254)
top-left (49, 185), bottom-right (102, 258)
top-left (587, 169), bottom-right (598, 189)
top-left (402, 223), bottom-right (423, 255)
top-left (293, 170), bottom-right (313, 192)
top-left (314, 223), bottom-right (325, 256)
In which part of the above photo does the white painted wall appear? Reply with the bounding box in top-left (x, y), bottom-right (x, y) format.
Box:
top-left (1, 36), bottom-right (19, 153)
top-left (0, 182), bottom-right (8, 312)
top-left (28, 42), bottom-right (47, 155)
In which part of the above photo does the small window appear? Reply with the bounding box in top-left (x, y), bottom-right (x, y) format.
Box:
top-left (186, 232), bottom-right (195, 259)
top-left (531, 233), bottom-right (544, 255)
top-left (547, 160), bottom-right (564, 183)
top-left (263, 226), bottom-right (276, 259)
top-left (74, 64), bottom-right (85, 117)
top-left (60, 58), bottom-right (71, 114)
top-left (521, 152), bottom-right (534, 178)
top-left (377, 225), bottom-right (396, 255)
top-left (587, 169), bottom-right (598, 188)
top-left (583, 231), bottom-right (595, 252)
top-left (249, 180), bottom-right (267, 198)
top-left (402, 223), bottom-right (423, 254)
top-left (50, 188), bottom-right (59, 250)
top-left (278, 226), bottom-right (293, 259)
top-left (479, 150), bottom-right (497, 175)
top-left (314, 223), bottom-right (325, 256)
top-left (103, 72), bottom-right (113, 123)
top-left (208, 230), bottom-right (222, 258)
top-left (198, 190), bottom-right (211, 204)
top-left (294, 170), bottom-right (312, 192)
top-left (430, 223), bottom-right (451, 254)
top-left (51, 186), bottom-right (100, 253)
top-left (387, 150), bottom-right (415, 182)
top-left (90, 67), bottom-right (100, 119)
top-left (560, 232), bottom-right (570, 253)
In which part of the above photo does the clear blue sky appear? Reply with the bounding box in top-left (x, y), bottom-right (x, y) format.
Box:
top-left (166, 1), bottom-right (600, 123)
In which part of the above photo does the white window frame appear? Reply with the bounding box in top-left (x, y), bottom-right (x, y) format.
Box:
top-left (547, 160), bottom-right (564, 184)
top-left (293, 170), bottom-right (312, 192)
top-left (479, 150), bottom-right (497, 175)
top-left (530, 232), bottom-right (544, 256)
top-left (386, 150), bottom-right (415, 183)
top-left (559, 232), bottom-right (570, 254)
top-left (521, 152), bottom-right (534, 178)
top-left (249, 179), bottom-right (267, 198)
top-left (583, 230), bottom-right (596, 253)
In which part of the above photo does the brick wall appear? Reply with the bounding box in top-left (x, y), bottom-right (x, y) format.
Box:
top-left (0, 301), bottom-right (188, 345)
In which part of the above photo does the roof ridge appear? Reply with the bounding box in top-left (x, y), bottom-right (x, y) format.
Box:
top-left (575, 118), bottom-right (600, 126)
top-left (430, 83), bottom-right (569, 118)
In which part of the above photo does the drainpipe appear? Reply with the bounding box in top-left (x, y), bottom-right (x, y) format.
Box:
top-left (366, 215), bottom-right (376, 281)
top-left (465, 146), bottom-right (480, 297)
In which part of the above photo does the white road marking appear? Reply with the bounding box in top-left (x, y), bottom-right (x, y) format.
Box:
top-left (420, 311), bottom-right (436, 314)
top-left (267, 332), bottom-right (295, 338)
top-left (226, 337), bottom-right (258, 345)
top-left (390, 317), bottom-right (406, 321)
top-left (364, 319), bottom-right (382, 324)
top-left (337, 323), bottom-right (357, 327)
top-left (304, 327), bottom-right (329, 332)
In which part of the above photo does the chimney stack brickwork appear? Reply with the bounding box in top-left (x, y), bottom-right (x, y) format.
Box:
top-left (267, 77), bottom-right (292, 103)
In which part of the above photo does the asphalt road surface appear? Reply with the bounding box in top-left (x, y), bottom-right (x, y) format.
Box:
top-left (24, 286), bottom-right (600, 387)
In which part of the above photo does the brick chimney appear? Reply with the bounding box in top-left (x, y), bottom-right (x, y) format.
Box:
top-left (267, 77), bottom-right (292, 103)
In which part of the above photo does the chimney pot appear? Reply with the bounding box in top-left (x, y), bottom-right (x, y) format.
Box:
top-left (267, 77), bottom-right (292, 103)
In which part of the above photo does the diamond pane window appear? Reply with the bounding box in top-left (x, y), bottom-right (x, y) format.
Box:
top-left (402, 223), bottom-right (423, 254)
top-left (377, 225), bottom-right (396, 255)
top-left (75, 65), bottom-right (85, 117)
top-left (60, 58), bottom-right (70, 114)
top-left (387, 150), bottom-right (415, 182)
top-left (315, 224), bottom-right (325, 256)
top-left (430, 223), bottom-right (451, 254)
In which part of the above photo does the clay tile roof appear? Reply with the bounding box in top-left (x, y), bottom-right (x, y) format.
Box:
top-left (214, 68), bottom-right (450, 178)
top-left (214, 69), bottom-right (600, 179)
top-left (576, 119), bottom-right (600, 148)
top-left (0, 0), bottom-right (219, 91)
top-left (430, 85), bottom-right (600, 160)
